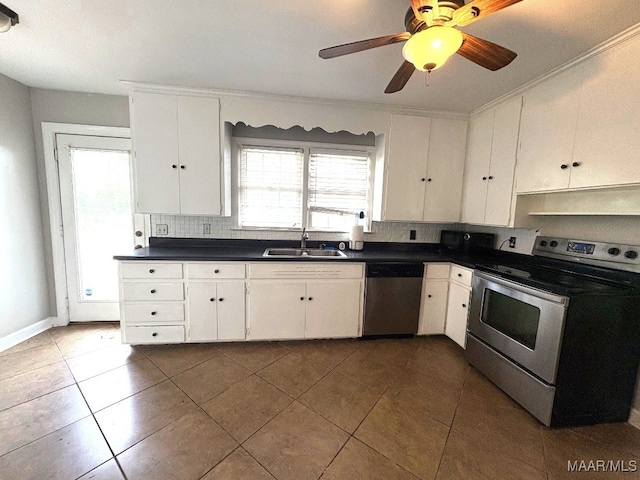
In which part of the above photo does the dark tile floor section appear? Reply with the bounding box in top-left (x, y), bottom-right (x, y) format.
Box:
top-left (0, 323), bottom-right (639, 479)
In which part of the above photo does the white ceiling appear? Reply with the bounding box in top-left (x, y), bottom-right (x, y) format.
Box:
top-left (2, 0), bottom-right (640, 113)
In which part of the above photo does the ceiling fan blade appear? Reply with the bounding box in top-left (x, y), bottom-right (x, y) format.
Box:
top-left (385, 61), bottom-right (416, 94)
top-left (319, 32), bottom-right (411, 59)
top-left (457, 32), bottom-right (517, 71)
top-left (452, 0), bottom-right (523, 27)
top-left (411, 0), bottom-right (439, 23)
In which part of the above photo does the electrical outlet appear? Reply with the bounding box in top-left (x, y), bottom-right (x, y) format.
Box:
top-left (156, 224), bottom-right (168, 235)
top-left (410, 229), bottom-right (417, 240)
top-left (509, 236), bottom-right (517, 248)
top-left (203, 223), bottom-right (211, 234)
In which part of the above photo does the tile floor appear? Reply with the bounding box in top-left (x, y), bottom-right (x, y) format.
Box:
top-left (1, 323), bottom-right (639, 479)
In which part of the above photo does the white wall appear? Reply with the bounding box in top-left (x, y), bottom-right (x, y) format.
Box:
top-left (29, 88), bottom-right (130, 315)
top-left (0, 74), bottom-right (49, 339)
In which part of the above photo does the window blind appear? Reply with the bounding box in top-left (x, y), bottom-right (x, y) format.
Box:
top-left (238, 146), bottom-right (304, 228)
top-left (308, 150), bottom-right (370, 230)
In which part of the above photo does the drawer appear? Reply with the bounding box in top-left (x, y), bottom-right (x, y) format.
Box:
top-left (450, 264), bottom-right (473, 287)
top-left (123, 303), bottom-right (185, 323)
top-left (121, 262), bottom-right (183, 279)
top-left (124, 326), bottom-right (185, 344)
top-left (249, 262), bottom-right (364, 279)
top-left (122, 282), bottom-right (184, 301)
top-left (425, 263), bottom-right (450, 280)
top-left (188, 263), bottom-right (246, 279)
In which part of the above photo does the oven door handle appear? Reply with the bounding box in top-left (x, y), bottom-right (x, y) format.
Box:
top-left (474, 272), bottom-right (569, 306)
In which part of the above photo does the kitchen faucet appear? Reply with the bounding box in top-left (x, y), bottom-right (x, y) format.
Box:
top-left (301, 227), bottom-right (309, 249)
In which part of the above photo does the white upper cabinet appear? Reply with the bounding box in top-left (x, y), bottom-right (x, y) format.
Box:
top-left (131, 91), bottom-right (222, 215)
top-left (384, 114), bottom-right (431, 221)
top-left (517, 34), bottom-right (640, 194)
top-left (463, 97), bottom-right (522, 226)
top-left (570, 40), bottom-right (640, 189)
top-left (422, 118), bottom-right (468, 222)
top-left (384, 114), bottom-right (466, 222)
top-left (516, 67), bottom-right (584, 193)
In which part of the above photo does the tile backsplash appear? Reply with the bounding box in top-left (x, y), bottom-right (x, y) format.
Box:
top-left (150, 215), bottom-right (455, 244)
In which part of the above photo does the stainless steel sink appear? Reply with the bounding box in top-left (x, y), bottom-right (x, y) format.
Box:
top-left (263, 248), bottom-right (347, 258)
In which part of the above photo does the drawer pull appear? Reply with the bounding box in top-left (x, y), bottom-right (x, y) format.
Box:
top-left (210, 298), bottom-right (215, 302)
top-left (218, 298), bottom-right (224, 302)
top-left (214, 269), bottom-right (220, 274)
top-left (150, 289), bottom-right (156, 294)
top-left (457, 273), bottom-right (462, 277)
top-left (151, 311), bottom-right (157, 316)
top-left (149, 269), bottom-right (155, 274)
top-left (152, 332), bottom-right (158, 337)
top-left (462, 303), bottom-right (467, 308)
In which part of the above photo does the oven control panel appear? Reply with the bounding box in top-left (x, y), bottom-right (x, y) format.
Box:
top-left (533, 236), bottom-right (640, 273)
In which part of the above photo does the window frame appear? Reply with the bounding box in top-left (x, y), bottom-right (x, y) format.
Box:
top-left (232, 136), bottom-right (375, 232)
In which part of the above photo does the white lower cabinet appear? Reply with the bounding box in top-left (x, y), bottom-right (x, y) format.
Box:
top-left (419, 263), bottom-right (472, 348)
top-left (247, 263), bottom-right (365, 341)
top-left (187, 281), bottom-right (245, 342)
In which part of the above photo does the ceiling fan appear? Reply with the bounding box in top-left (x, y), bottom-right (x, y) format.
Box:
top-left (319, 0), bottom-right (522, 93)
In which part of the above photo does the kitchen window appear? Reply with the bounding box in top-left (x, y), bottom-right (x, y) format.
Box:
top-left (235, 138), bottom-right (373, 231)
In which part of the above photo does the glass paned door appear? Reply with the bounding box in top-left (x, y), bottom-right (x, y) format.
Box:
top-left (57, 134), bottom-right (133, 321)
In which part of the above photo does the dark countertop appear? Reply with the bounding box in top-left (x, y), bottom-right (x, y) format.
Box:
top-left (113, 237), bottom-right (524, 269)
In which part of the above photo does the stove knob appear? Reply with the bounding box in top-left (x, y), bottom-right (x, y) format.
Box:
top-left (624, 250), bottom-right (638, 259)
top-left (539, 240), bottom-right (548, 247)
top-left (608, 247), bottom-right (621, 256)
top-left (550, 241), bottom-right (558, 248)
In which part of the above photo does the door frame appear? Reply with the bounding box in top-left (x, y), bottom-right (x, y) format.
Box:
top-left (43, 123), bottom-right (131, 326)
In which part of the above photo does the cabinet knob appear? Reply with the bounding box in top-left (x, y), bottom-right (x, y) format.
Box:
top-left (421, 178), bottom-right (426, 182)
top-left (560, 164), bottom-right (568, 169)
top-left (458, 273), bottom-right (462, 277)
top-left (488, 176), bottom-right (494, 180)
top-left (150, 289), bottom-right (156, 294)
top-left (300, 297), bottom-right (305, 301)
top-left (219, 298), bottom-right (224, 302)
top-left (427, 178), bottom-right (432, 182)
top-left (149, 269), bottom-right (155, 273)
top-left (308, 297), bottom-right (313, 301)
top-left (427, 294), bottom-right (432, 298)
top-left (180, 165), bottom-right (186, 169)
top-left (482, 176), bottom-right (487, 180)
top-left (152, 332), bottom-right (158, 337)
top-left (151, 311), bottom-right (157, 316)
top-left (462, 303), bottom-right (467, 308)
top-left (572, 162), bottom-right (580, 167)
top-left (172, 164), bottom-right (177, 169)
top-left (210, 298), bottom-right (215, 302)
top-left (214, 269), bottom-right (220, 273)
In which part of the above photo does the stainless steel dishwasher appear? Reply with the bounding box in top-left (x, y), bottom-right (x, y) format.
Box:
top-left (363, 262), bottom-right (424, 337)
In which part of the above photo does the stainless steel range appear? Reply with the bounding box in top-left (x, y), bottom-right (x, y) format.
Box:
top-left (466, 236), bottom-right (640, 427)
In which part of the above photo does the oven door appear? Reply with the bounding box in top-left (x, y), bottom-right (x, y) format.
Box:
top-left (468, 272), bottom-right (569, 384)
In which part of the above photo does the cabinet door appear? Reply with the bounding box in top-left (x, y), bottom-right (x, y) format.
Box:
top-left (516, 67), bottom-right (584, 193)
top-left (484, 97), bottom-right (522, 226)
top-left (216, 282), bottom-right (246, 340)
top-left (422, 118), bottom-right (467, 222)
top-left (177, 96), bottom-right (222, 215)
top-left (384, 115), bottom-right (431, 221)
top-left (188, 282), bottom-right (218, 342)
top-left (461, 110), bottom-right (494, 224)
top-left (445, 283), bottom-right (471, 348)
top-left (131, 92), bottom-right (180, 214)
top-left (570, 41), bottom-right (640, 189)
top-left (418, 280), bottom-right (449, 335)
top-left (305, 281), bottom-right (361, 339)
top-left (248, 281), bottom-right (306, 340)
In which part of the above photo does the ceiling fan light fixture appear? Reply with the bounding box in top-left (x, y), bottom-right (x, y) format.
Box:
top-left (402, 26), bottom-right (463, 72)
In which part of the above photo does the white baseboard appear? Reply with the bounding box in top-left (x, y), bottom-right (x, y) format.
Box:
top-left (629, 408), bottom-right (640, 430)
top-left (0, 318), bottom-right (53, 353)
